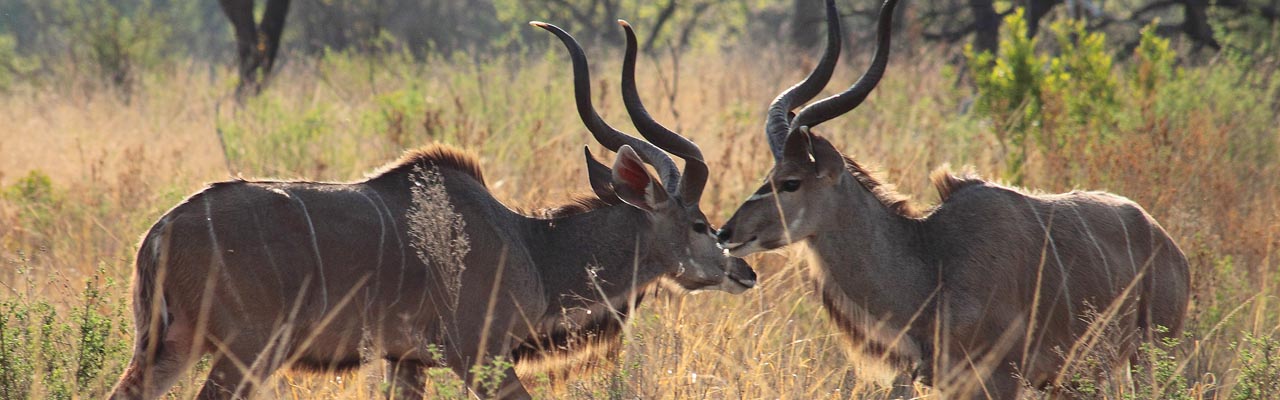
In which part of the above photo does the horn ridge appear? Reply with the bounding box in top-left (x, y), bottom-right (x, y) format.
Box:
top-left (788, 0), bottom-right (898, 135)
top-left (532, 21), bottom-right (681, 191)
top-left (618, 20), bottom-right (708, 204)
top-left (765, 0), bottom-right (842, 159)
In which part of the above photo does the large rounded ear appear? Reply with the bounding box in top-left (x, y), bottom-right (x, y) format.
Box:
top-left (782, 128), bottom-right (813, 163)
top-left (804, 127), bottom-right (846, 180)
top-left (611, 145), bottom-right (670, 212)
top-left (583, 146), bottom-right (620, 203)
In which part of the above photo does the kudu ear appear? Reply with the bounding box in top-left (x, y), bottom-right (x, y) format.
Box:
top-left (584, 146), bottom-right (621, 203)
top-left (805, 127), bottom-right (846, 180)
top-left (782, 127), bottom-right (813, 163)
top-left (611, 145), bottom-right (670, 212)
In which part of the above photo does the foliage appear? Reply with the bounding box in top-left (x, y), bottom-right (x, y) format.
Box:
top-left (0, 267), bottom-right (130, 399)
top-left (1127, 327), bottom-right (1193, 400)
top-left (37, 0), bottom-right (171, 92)
top-left (0, 33), bottom-right (38, 90)
top-left (1129, 20), bottom-right (1177, 99)
top-left (1, 26), bottom-right (1279, 398)
top-left (963, 9), bottom-right (1047, 183)
top-left (1232, 333), bottom-right (1280, 400)
top-left (962, 9), bottom-right (1123, 181)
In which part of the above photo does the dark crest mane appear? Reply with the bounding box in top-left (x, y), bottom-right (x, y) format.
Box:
top-left (531, 195), bottom-right (615, 219)
top-left (842, 156), bottom-right (922, 218)
top-left (372, 145), bottom-right (487, 186)
top-left (375, 145), bottom-right (618, 218)
top-left (929, 166), bottom-right (985, 202)
top-left (842, 155), bottom-right (988, 219)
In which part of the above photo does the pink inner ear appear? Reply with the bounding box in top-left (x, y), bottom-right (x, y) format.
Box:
top-left (611, 155), bottom-right (645, 193)
top-left (617, 157), bottom-right (650, 194)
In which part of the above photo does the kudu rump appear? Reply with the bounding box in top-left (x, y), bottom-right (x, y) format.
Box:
top-left (110, 23), bottom-right (754, 400)
top-left (717, 0), bottom-right (1189, 397)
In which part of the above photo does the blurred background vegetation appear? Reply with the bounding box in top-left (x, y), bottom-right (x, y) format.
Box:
top-left (1, 0), bottom-right (1278, 399)
top-left (1, 0), bottom-right (1279, 92)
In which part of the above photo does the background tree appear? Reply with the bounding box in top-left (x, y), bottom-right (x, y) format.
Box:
top-left (218, 0), bottom-right (290, 96)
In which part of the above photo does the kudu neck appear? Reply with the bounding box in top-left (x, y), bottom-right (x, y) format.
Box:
top-left (524, 205), bottom-right (664, 310)
top-left (807, 172), bottom-right (935, 323)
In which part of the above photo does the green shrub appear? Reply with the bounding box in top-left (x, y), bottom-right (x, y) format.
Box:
top-left (0, 267), bottom-right (129, 400)
top-left (965, 9), bottom-right (1045, 183)
top-left (44, 0), bottom-right (171, 93)
top-left (1232, 333), bottom-right (1280, 400)
top-left (0, 33), bottom-right (38, 90)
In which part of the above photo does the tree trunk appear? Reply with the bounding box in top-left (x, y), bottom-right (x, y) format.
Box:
top-left (969, 0), bottom-right (1000, 54)
top-left (1182, 0), bottom-right (1221, 51)
top-left (791, 0), bottom-right (823, 49)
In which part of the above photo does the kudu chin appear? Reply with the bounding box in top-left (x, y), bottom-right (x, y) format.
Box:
top-left (717, 0), bottom-right (1190, 398)
top-left (110, 22), bottom-right (752, 400)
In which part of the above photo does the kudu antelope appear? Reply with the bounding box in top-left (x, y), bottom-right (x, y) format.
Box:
top-left (110, 23), bottom-right (754, 400)
top-left (716, 0), bottom-right (1190, 397)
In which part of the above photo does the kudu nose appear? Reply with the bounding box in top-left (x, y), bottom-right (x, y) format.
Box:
top-left (716, 227), bottom-right (733, 243)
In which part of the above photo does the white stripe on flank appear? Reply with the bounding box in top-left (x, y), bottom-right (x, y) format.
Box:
top-left (241, 190), bottom-right (287, 305)
top-left (355, 190), bottom-right (387, 313)
top-left (1113, 207), bottom-right (1137, 275)
top-left (365, 190), bottom-right (407, 307)
top-left (205, 197), bottom-right (245, 309)
top-left (283, 189), bottom-right (328, 312)
top-left (1071, 206), bottom-right (1114, 290)
top-left (354, 190), bottom-right (387, 273)
top-left (1024, 197), bottom-right (1071, 319)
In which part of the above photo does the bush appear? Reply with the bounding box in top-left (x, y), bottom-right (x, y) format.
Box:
top-left (0, 33), bottom-right (38, 90)
top-left (40, 0), bottom-right (171, 94)
top-left (966, 9), bottom-right (1123, 184)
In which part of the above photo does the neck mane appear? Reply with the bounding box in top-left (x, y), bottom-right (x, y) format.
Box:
top-left (807, 153), bottom-right (987, 379)
top-left (365, 144), bottom-right (658, 372)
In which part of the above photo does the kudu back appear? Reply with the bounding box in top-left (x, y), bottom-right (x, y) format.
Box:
top-left (716, 0), bottom-right (1190, 397)
top-left (110, 22), bottom-right (753, 400)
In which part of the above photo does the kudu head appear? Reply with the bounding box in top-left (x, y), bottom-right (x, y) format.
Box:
top-left (717, 0), bottom-right (898, 257)
top-left (532, 21), bottom-right (757, 293)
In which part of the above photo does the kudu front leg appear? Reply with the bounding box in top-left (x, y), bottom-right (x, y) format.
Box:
top-left (467, 365), bottom-right (530, 400)
top-left (385, 359), bottom-right (427, 399)
top-left (446, 348), bottom-right (530, 399)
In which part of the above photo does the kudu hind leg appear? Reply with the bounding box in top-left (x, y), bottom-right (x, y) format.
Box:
top-left (110, 319), bottom-right (200, 399)
top-left (109, 341), bottom-right (196, 399)
top-left (196, 340), bottom-right (289, 400)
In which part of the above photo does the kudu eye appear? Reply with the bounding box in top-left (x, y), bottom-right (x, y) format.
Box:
top-left (780, 179), bottom-right (802, 192)
top-left (692, 221), bottom-right (709, 234)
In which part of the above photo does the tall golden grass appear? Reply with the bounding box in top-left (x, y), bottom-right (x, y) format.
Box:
top-left (0, 43), bottom-right (1276, 398)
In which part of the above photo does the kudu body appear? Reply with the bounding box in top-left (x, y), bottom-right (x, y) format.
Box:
top-left (717, 0), bottom-right (1190, 397)
top-left (110, 23), bottom-right (753, 400)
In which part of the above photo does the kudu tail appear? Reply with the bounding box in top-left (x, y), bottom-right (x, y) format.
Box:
top-left (110, 217), bottom-right (185, 399)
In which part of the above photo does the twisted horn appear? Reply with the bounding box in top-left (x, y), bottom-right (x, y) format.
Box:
top-left (788, 0), bottom-right (898, 135)
top-left (531, 21), bottom-right (681, 192)
top-left (765, 0), bottom-right (842, 159)
top-left (618, 20), bottom-right (708, 205)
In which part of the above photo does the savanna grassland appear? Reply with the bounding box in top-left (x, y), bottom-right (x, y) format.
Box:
top-left (2, 11), bottom-right (1279, 399)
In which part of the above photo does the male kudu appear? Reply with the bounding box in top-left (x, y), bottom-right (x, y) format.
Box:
top-left (716, 0), bottom-right (1189, 397)
top-left (110, 23), bottom-right (753, 400)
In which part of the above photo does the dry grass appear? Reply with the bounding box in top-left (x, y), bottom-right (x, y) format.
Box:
top-left (1, 43), bottom-right (1277, 399)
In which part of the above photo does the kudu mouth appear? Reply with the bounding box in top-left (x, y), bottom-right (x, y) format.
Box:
top-left (727, 263), bottom-right (757, 291)
top-left (674, 255), bottom-right (756, 293)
